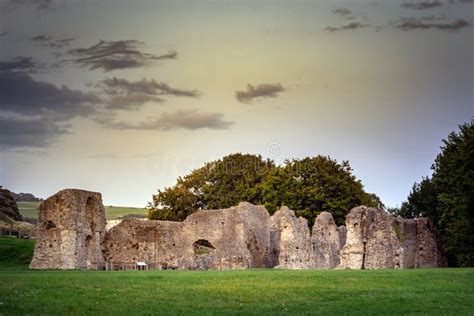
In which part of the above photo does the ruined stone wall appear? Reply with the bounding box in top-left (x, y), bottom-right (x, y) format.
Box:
top-left (339, 206), bottom-right (447, 269)
top-left (31, 188), bottom-right (446, 270)
top-left (269, 209), bottom-right (346, 269)
top-left (105, 202), bottom-right (273, 270)
top-left (312, 212), bottom-right (342, 269)
top-left (30, 189), bottom-right (106, 269)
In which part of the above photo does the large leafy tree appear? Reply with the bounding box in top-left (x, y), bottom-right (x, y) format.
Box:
top-left (149, 153), bottom-right (379, 227)
top-left (395, 122), bottom-right (474, 267)
top-left (260, 156), bottom-right (377, 226)
top-left (392, 177), bottom-right (440, 222)
top-left (148, 153), bottom-right (275, 221)
top-left (432, 122), bottom-right (474, 266)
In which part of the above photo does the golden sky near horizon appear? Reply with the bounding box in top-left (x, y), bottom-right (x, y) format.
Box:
top-left (0, 0), bottom-right (473, 207)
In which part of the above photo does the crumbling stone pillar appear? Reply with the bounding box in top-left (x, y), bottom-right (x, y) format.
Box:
top-left (339, 206), bottom-right (447, 269)
top-left (30, 189), bottom-right (106, 269)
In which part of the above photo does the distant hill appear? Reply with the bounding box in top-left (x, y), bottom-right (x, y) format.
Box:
top-left (10, 192), bottom-right (42, 202)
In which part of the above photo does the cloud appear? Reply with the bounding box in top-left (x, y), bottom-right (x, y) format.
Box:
top-left (332, 8), bottom-right (357, 20)
top-left (101, 77), bottom-right (199, 97)
top-left (0, 56), bottom-right (38, 73)
top-left (0, 70), bottom-right (100, 119)
top-left (99, 77), bottom-right (200, 110)
top-left (0, 116), bottom-right (70, 148)
top-left (105, 94), bottom-right (163, 110)
top-left (0, 67), bottom-right (101, 148)
top-left (31, 35), bottom-right (75, 49)
top-left (30, 34), bottom-right (51, 42)
top-left (401, 1), bottom-right (443, 9)
top-left (67, 40), bottom-right (176, 72)
top-left (332, 8), bottom-right (352, 16)
top-left (235, 83), bottom-right (285, 103)
top-left (394, 18), bottom-right (470, 31)
top-left (7, 0), bottom-right (52, 10)
top-left (323, 22), bottom-right (372, 32)
top-left (0, 32), bottom-right (8, 37)
top-left (106, 109), bottom-right (234, 131)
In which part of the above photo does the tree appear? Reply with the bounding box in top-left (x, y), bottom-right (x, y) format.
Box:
top-left (392, 177), bottom-right (440, 221)
top-left (398, 121), bottom-right (474, 266)
top-left (148, 153), bottom-right (275, 221)
top-left (259, 156), bottom-right (377, 226)
top-left (149, 153), bottom-right (379, 227)
top-left (432, 122), bottom-right (474, 266)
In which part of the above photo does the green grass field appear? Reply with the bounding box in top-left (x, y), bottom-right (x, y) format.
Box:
top-left (17, 202), bottom-right (147, 220)
top-left (0, 238), bottom-right (473, 315)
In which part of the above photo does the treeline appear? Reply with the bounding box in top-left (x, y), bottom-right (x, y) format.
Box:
top-left (148, 154), bottom-right (379, 226)
top-left (389, 121), bottom-right (474, 267)
top-left (11, 192), bottom-right (42, 202)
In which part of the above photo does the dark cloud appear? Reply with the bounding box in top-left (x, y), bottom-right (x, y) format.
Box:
top-left (0, 56), bottom-right (38, 73)
top-left (30, 34), bottom-right (52, 42)
top-left (0, 116), bottom-right (70, 148)
top-left (394, 18), bottom-right (470, 31)
top-left (0, 67), bottom-right (101, 148)
top-left (104, 94), bottom-right (164, 110)
top-left (106, 109), bottom-right (233, 131)
top-left (99, 77), bottom-right (199, 110)
top-left (68, 40), bottom-right (176, 72)
top-left (401, 1), bottom-right (443, 10)
top-left (101, 77), bottom-right (199, 98)
top-left (7, 0), bottom-right (52, 10)
top-left (31, 35), bottom-right (75, 49)
top-left (323, 22), bottom-right (372, 32)
top-left (46, 38), bottom-right (75, 49)
top-left (333, 8), bottom-right (352, 16)
top-left (0, 32), bottom-right (8, 37)
top-left (0, 70), bottom-right (100, 119)
top-left (235, 83), bottom-right (285, 103)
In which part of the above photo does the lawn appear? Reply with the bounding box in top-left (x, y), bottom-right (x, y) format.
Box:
top-left (0, 238), bottom-right (473, 315)
top-left (17, 202), bottom-right (147, 220)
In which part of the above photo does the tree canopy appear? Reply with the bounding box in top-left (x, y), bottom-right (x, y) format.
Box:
top-left (148, 153), bottom-right (378, 226)
top-left (391, 121), bottom-right (474, 267)
top-left (148, 153), bottom-right (275, 221)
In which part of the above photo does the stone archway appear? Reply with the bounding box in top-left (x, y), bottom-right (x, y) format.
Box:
top-left (193, 239), bottom-right (215, 270)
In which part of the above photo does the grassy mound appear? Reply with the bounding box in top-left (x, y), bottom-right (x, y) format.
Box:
top-left (0, 237), bottom-right (35, 269)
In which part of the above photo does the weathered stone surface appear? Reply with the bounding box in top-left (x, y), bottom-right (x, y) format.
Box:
top-left (0, 188), bottom-right (22, 221)
top-left (30, 189), bottom-right (106, 269)
top-left (270, 207), bottom-right (313, 269)
top-left (105, 202), bottom-right (273, 270)
top-left (31, 189), bottom-right (447, 270)
top-left (312, 212), bottom-right (342, 269)
top-left (337, 226), bottom-right (347, 250)
top-left (339, 206), bottom-right (446, 269)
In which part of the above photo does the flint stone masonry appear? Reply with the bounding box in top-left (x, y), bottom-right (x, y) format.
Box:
top-left (339, 206), bottom-right (447, 269)
top-left (31, 189), bottom-right (447, 270)
top-left (30, 189), bottom-right (106, 269)
top-left (105, 202), bottom-right (273, 270)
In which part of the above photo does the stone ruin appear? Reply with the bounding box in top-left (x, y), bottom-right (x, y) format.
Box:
top-left (30, 189), bottom-right (106, 269)
top-left (30, 189), bottom-right (447, 270)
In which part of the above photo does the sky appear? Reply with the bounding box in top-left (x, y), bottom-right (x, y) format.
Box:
top-left (0, 0), bottom-right (473, 208)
